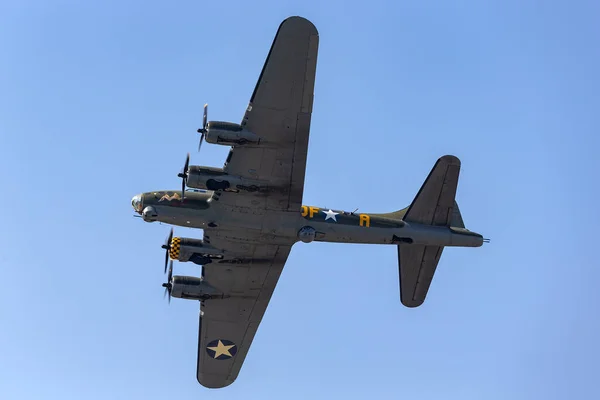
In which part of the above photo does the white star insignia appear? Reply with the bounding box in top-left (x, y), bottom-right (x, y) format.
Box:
top-left (323, 209), bottom-right (339, 222)
top-left (207, 340), bottom-right (236, 359)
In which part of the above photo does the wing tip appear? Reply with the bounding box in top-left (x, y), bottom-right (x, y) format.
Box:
top-left (249, 16), bottom-right (318, 105)
top-left (438, 154), bottom-right (461, 167)
top-left (280, 16), bottom-right (319, 35)
top-left (197, 373), bottom-right (235, 389)
top-left (400, 297), bottom-right (425, 308)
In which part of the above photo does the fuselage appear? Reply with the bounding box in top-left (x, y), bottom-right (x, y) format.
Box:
top-left (132, 190), bottom-right (483, 248)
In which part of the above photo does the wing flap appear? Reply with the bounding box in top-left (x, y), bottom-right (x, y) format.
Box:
top-left (287, 112), bottom-right (312, 209)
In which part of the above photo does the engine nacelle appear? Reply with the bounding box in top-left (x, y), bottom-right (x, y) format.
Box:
top-left (186, 166), bottom-right (264, 193)
top-left (205, 121), bottom-right (260, 146)
top-left (170, 276), bottom-right (224, 300)
top-left (142, 206), bottom-right (157, 222)
top-left (169, 237), bottom-right (225, 265)
top-left (298, 226), bottom-right (316, 243)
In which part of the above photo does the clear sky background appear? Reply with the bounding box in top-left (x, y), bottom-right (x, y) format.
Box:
top-left (1, 0), bottom-right (599, 399)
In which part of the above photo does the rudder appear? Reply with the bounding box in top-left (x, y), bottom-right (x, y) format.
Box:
top-left (450, 201), bottom-right (465, 228)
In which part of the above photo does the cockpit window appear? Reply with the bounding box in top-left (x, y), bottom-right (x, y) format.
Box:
top-left (131, 195), bottom-right (142, 212)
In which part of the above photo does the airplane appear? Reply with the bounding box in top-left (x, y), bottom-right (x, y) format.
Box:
top-left (131, 16), bottom-right (487, 389)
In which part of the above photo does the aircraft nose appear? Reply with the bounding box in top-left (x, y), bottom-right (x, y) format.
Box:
top-left (131, 194), bottom-right (143, 212)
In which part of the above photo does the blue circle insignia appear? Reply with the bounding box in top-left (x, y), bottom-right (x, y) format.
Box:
top-left (205, 339), bottom-right (238, 360)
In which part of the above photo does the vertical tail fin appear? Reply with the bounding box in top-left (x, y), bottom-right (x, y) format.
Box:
top-left (403, 155), bottom-right (461, 227)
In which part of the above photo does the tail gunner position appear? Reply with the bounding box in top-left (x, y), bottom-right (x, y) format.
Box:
top-left (131, 16), bottom-right (487, 389)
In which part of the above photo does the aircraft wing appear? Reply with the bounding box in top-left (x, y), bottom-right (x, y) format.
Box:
top-left (221, 16), bottom-right (319, 211)
top-left (195, 229), bottom-right (292, 388)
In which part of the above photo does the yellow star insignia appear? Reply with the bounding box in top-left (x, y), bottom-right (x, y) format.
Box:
top-left (207, 340), bottom-right (236, 359)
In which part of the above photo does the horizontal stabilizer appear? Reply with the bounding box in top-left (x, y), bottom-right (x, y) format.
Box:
top-left (398, 244), bottom-right (443, 307)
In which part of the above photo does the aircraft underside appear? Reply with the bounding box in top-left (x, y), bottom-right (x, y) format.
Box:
top-left (130, 16), bottom-right (486, 389)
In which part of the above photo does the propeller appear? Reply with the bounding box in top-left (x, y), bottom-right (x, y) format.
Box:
top-left (160, 227), bottom-right (174, 274)
top-left (162, 260), bottom-right (174, 303)
top-left (177, 153), bottom-right (190, 201)
top-left (196, 103), bottom-right (208, 152)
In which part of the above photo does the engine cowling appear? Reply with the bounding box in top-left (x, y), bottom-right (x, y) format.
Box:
top-left (169, 237), bottom-right (225, 265)
top-left (205, 121), bottom-right (260, 146)
top-left (170, 276), bottom-right (224, 300)
top-left (186, 166), bottom-right (264, 193)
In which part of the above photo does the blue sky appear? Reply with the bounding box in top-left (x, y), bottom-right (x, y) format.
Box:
top-left (1, 0), bottom-right (599, 398)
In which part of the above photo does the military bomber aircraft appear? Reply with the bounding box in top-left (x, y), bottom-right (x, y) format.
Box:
top-left (131, 16), bottom-right (487, 389)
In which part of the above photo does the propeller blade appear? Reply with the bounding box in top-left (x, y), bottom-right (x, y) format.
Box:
top-left (167, 227), bottom-right (173, 246)
top-left (178, 153), bottom-right (190, 200)
top-left (197, 104), bottom-right (208, 152)
top-left (198, 132), bottom-right (204, 152)
top-left (164, 250), bottom-right (169, 274)
top-left (161, 260), bottom-right (174, 304)
top-left (200, 104), bottom-right (208, 152)
top-left (184, 153), bottom-right (189, 176)
top-left (167, 260), bottom-right (173, 303)
top-left (181, 177), bottom-right (186, 202)
top-left (162, 285), bottom-right (171, 304)
top-left (162, 228), bottom-right (173, 274)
